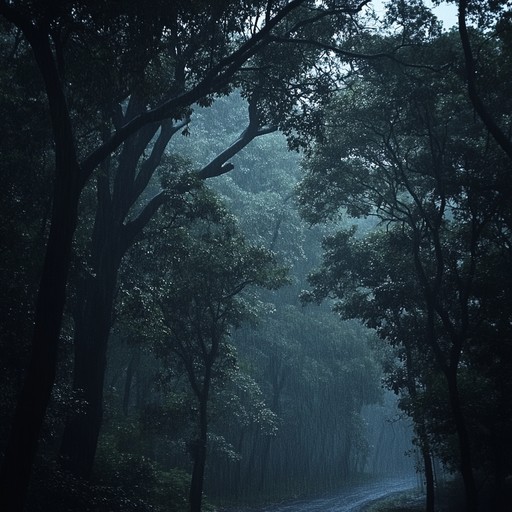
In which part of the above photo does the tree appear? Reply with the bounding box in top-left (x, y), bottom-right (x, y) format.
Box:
top-left (0, 1), bottom-right (372, 506)
top-left (133, 200), bottom-right (288, 512)
top-left (0, 34), bottom-right (59, 493)
top-left (304, 229), bottom-right (440, 510)
top-left (298, 28), bottom-right (512, 511)
top-left (58, 93), bottom-right (276, 479)
top-left (171, 94), bottom-right (385, 498)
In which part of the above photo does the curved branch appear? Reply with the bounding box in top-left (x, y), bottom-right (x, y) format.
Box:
top-left (458, 0), bottom-right (512, 161)
top-left (121, 191), bottom-right (168, 252)
top-left (198, 100), bottom-right (277, 179)
top-left (270, 36), bottom-right (446, 71)
top-left (80, 0), bottom-right (306, 185)
top-left (132, 117), bottom-right (189, 201)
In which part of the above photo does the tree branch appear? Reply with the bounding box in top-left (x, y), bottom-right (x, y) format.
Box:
top-left (80, 0), bottom-right (306, 185)
top-left (198, 99), bottom-right (277, 180)
top-left (458, 0), bottom-right (512, 162)
top-left (270, 36), bottom-right (447, 71)
top-left (121, 191), bottom-right (169, 253)
top-left (131, 117), bottom-right (189, 204)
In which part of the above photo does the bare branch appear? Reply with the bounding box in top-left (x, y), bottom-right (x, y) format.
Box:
top-left (198, 99), bottom-right (277, 180)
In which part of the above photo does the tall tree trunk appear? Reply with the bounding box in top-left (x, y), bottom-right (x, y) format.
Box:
top-left (59, 218), bottom-right (121, 477)
top-left (458, 0), bottom-right (512, 162)
top-left (0, 157), bottom-right (81, 509)
top-left (59, 103), bottom-right (186, 477)
top-left (59, 285), bottom-right (117, 477)
top-left (59, 103), bottom-right (154, 476)
top-left (420, 436), bottom-right (435, 512)
top-left (0, 20), bottom-right (82, 511)
top-left (404, 342), bottom-right (435, 512)
top-left (446, 370), bottom-right (478, 512)
top-left (189, 399), bottom-right (209, 512)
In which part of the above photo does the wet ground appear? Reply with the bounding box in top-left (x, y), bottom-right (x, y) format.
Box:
top-left (237, 476), bottom-right (419, 512)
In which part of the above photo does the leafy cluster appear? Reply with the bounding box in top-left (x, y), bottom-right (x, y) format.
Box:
top-left (299, 14), bottom-right (512, 509)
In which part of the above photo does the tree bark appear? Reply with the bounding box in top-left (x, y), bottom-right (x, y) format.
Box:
top-left (59, 243), bottom-right (120, 477)
top-left (0, 155), bottom-right (81, 509)
top-left (59, 125), bottom-right (131, 477)
top-left (446, 370), bottom-right (478, 512)
top-left (458, 0), bottom-right (512, 162)
top-left (189, 398), bottom-right (209, 512)
top-left (420, 437), bottom-right (435, 512)
top-left (404, 342), bottom-right (435, 512)
top-left (0, 18), bottom-right (82, 511)
top-left (59, 101), bottom-right (169, 477)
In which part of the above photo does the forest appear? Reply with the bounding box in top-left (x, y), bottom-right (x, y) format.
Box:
top-left (0, 1), bottom-right (511, 511)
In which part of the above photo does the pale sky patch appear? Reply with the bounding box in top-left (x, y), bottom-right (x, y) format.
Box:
top-left (368, 0), bottom-right (458, 30)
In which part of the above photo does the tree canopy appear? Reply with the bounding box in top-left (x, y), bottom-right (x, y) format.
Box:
top-left (299, 17), bottom-right (512, 512)
top-left (2, 1), bottom-right (512, 511)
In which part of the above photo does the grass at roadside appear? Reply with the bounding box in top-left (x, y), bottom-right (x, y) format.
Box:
top-left (359, 489), bottom-right (425, 512)
top-left (360, 479), bottom-right (473, 512)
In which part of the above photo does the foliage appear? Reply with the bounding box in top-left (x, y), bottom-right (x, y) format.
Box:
top-left (1, 1), bottom-right (448, 508)
top-left (298, 22), bottom-right (512, 507)
top-left (165, 93), bottom-right (388, 499)
top-left (27, 457), bottom-right (156, 512)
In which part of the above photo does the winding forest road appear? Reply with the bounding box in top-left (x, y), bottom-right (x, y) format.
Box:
top-left (245, 476), bottom-right (419, 512)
